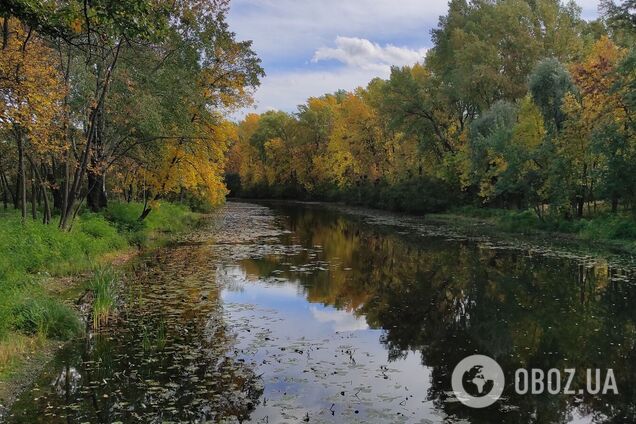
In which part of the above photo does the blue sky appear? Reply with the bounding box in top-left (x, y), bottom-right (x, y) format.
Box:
top-left (227, 0), bottom-right (602, 115)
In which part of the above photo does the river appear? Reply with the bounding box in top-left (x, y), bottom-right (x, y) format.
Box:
top-left (4, 201), bottom-right (636, 423)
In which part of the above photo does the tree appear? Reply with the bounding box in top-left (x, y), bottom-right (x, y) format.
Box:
top-left (563, 37), bottom-right (629, 214)
top-left (469, 100), bottom-right (519, 205)
top-left (528, 58), bottom-right (576, 134)
top-left (0, 18), bottom-right (65, 222)
top-left (380, 64), bottom-right (460, 163)
top-left (137, 119), bottom-right (235, 220)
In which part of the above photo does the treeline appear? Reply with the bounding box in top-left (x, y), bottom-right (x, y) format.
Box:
top-left (0, 0), bottom-right (263, 228)
top-left (227, 0), bottom-right (636, 219)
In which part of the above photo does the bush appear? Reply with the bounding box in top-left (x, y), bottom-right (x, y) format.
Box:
top-left (12, 296), bottom-right (82, 340)
top-left (104, 202), bottom-right (146, 233)
top-left (579, 214), bottom-right (636, 241)
top-left (498, 210), bottom-right (540, 233)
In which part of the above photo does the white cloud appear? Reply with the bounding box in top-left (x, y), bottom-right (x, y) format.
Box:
top-left (313, 36), bottom-right (427, 72)
top-left (241, 66), bottom-right (387, 115)
top-left (228, 0), bottom-right (445, 62)
top-left (236, 37), bottom-right (426, 115)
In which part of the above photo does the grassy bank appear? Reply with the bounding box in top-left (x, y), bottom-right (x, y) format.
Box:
top-left (429, 206), bottom-right (636, 253)
top-left (0, 202), bottom-right (199, 383)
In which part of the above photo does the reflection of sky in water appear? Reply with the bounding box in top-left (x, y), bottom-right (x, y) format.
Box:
top-left (220, 266), bottom-right (440, 423)
top-left (222, 275), bottom-right (369, 333)
top-left (310, 306), bottom-right (369, 332)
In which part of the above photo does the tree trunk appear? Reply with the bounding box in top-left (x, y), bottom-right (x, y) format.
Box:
top-left (60, 149), bottom-right (70, 223)
top-left (13, 167), bottom-right (20, 210)
top-left (31, 171), bottom-right (37, 220)
top-left (1, 172), bottom-right (7, 209)
top-left (87, 169), bottom-right (108, 212)
top-left (27, 155), bottom-right (51, 224)
top-left (17, 133), bottom-right (27, 220)
top-left (59, 40), bottom-right (122, 230)
top-left (138, 206), bottom-right (153, 221)
top-left (611, 197), bottom-right (619, 213)
top-left (86, 94), bottom-right (108, 212)
top-left (576, 196), bottom-right (584, 219)
top-left (0, 168), bottom-right (13, 209)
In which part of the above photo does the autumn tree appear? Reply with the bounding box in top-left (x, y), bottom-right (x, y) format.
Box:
top-left (0, 17), bottom-right (65, 222)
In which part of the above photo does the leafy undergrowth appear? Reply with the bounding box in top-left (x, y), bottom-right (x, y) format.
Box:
top-left (0, 202), bottom-right (201, 381)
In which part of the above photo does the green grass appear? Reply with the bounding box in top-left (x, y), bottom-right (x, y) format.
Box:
top-left (12, 296), bottom-right (83, 340)
top-left (88, 267), bottom-right (120, 330)
top-left (442, 206), bottom-right (636, 250)
top-left (105, 202), bottom-right (198, 246)
top-left (0, 211), bottom-right (128, 342)
top-left (0, 201), bottom-right (200, 370)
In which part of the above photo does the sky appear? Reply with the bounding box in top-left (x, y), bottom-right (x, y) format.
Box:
top-left (227, 0), bottom-right (602, 116)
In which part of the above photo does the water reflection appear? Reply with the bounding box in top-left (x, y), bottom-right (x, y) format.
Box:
top-left (224, 203), bottom-right (636, 423)
top-left (5, 202), bottom-right (636, 423)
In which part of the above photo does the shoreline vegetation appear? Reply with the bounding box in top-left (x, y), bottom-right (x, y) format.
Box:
top-left (430, 207), bottom-right (636, 255)
top-left (0, 201), bottom-right (200, 412)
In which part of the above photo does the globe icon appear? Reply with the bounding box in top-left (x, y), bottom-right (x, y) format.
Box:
top-left (452, 355), bottom-right (505, 408)
top-left (461, 365), bottom-right (495, 397)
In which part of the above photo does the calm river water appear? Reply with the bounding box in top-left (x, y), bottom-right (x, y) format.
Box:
top-left (5, 201), bottom-right (636, 423)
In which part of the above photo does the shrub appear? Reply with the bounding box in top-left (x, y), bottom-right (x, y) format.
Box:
top-left (498, 210), bottom-right (540, 233)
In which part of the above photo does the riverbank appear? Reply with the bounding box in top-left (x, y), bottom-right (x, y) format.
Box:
top-left (0, 202), bottom-right (201, 414)
top-left (425, 206), bottom-right (636, 255)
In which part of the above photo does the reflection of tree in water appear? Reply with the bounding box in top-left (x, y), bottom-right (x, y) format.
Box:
top-left (8, 243), bottom-right (263, 423)
top-left (241, 205), bottom-right (636, 423)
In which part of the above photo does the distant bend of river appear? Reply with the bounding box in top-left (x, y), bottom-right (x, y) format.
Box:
top-left (5, 201), bottom-right (636, 423)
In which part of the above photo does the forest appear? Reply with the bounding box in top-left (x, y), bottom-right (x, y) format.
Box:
top-left (0, 0), bottom-right (263, 228)
top-left (0, 0), bottom-right (635, 235)
top-left (227, 0), bottom-right (636, 229)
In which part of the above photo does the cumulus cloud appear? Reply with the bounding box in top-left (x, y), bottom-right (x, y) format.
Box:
top-left (238, 66), bottom-right (387, 116)
top-left (313, 36), bottom-right (427, 72)
top-left (228, 0), bottom-right (445, 62)
top-left (234, 38), bottom-right (426, 116)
